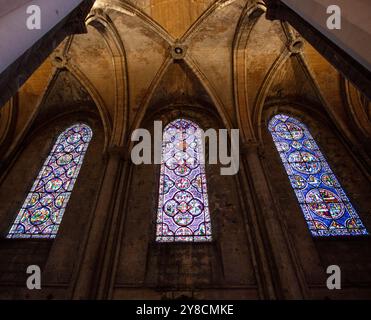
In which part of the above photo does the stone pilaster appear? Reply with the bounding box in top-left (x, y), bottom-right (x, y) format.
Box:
top-left (241, 141), bottom-right (307, 299)
top-left (71, 145), bottom-right (128, 299)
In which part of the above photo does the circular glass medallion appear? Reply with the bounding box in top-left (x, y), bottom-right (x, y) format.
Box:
top-left (57, 154), bottom-right (73, 166)
top-left (306, 189), bottom-right (344, 219)
top-left (321, 174), bottom-right (337, 187)
top-left (30, 207), bottom-right (50, 225)
top-left (174, 191), bottom-right (193, 203)
top-left (163, 200), bottom-right (178, 217)
top-left (188, 199), bottom-right (204, 216)
top-left (289, 151), bottom-right (321, 174)
top-left (45, 178), bottom-right (63, 192)
top-left (54, 195), bottom-right (65, 209)
top-left (174, 213), bottom-right (193, 226)
top-left (175, 164), bottom-right (191, 176)
top-left (275, 122), bottom-right (304, 140)
top-left (275, 142), bottom-right (290, 152)
top-left (67, 133), bottom-right (81, 145)
top-left (291, 175), bottom-right (307, 189)
top-left (304, 139), bottom-right (316, 150)
top-left (175, 177), bottom-right (190, 190)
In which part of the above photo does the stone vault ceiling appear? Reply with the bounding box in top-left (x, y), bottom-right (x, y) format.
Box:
top-left (128, 0), bottom-right (217, 38)
top-left (4, 0), bottom-right (370, 158)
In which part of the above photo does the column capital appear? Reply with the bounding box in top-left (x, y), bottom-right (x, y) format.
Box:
top-left (104, 145), bottom-right (129, 161)
top-left (241, 141), bottom-right (266, 159)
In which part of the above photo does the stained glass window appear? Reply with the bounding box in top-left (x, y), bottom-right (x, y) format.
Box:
top-left (156, 119), bottom-right (212, 242)
top-left (7, 123), bottom-right (93, 239)
top-left (269, 114), bottom-right (368, 237)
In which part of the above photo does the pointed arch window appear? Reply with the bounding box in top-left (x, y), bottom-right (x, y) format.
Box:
top-left (7, 123), bottom-right (93, 239)
top-left (268, 114), bottom-right (367, 237)
top-left (156, 119), bottom-right (212, 242)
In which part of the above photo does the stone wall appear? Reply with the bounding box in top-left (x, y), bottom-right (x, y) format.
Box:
top-left (261, 104), bottom-right (371, 299)
top-left (0, 111), bottom-right (105, 299)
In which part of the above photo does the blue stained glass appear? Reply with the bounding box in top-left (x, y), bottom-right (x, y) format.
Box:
top-left (269, 114), bottom-right (368, 237)
top-left (7, 123), bottom-right (93, 239)
top-left (156, 119), bottom-right (212, 242)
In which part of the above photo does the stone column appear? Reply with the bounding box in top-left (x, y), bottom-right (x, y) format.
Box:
top-left (71, 145), bottom-right (126, 299)
top-left (241, 142), bottom-right (307, 299)
top-left (94, 156), bottom-right (132, 300)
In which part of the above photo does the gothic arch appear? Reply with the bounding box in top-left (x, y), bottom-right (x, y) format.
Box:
top-left (268, 113), bottom-right (367, 237)
top-left (233, 3), bottom-right (266, 143)
top-left (86, 10), bottom-right (129, 146)
top-left (65, 63), bottom-right (112, 151)
top-left (261, 103), bottom-right (371, 225)
top-left (343, 79), bottom-right (371, 139)
top-left (7, 123), bottom-right (93, 239)
top-left (128, 60), bottom-right (233, 153)
top-left (93, 0), bottom-right (175, 43)
top-left (260, 103), bottom-right (371, 291)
